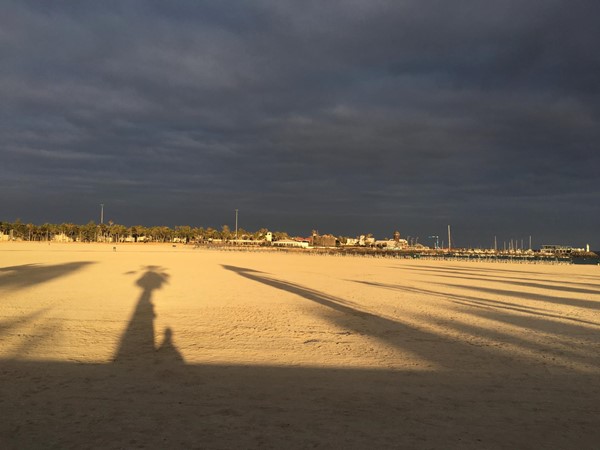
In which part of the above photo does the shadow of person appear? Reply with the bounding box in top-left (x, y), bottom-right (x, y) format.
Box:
top-left (113, 266), bottom-right (175, 365)
top-left (156, 327), bottom-right (184, 364)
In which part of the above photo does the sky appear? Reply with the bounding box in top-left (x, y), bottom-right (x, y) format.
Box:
top-left (1, 0), bottom-right (599, 248)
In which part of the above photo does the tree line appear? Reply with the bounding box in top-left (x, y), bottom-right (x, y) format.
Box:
top-left (0, 219), bottom-right (291, 243)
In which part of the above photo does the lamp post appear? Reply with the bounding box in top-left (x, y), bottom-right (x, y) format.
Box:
top-left (235, 209), bottom-right (238, 240)
top-left (100, 204), bottom-right (104, 225)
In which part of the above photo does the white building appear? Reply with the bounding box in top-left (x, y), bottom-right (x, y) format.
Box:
top-left (272, 239), bottom-right (309, 248)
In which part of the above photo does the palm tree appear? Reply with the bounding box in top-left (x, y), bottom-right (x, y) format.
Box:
top-left (175, 225), bottom-right (193, 243)
top-left (60, 222), bottom-right (78, 242)
top-left (26, 223), bottom-right (36, 241)
top-left (130, 225), bottom-right (148, 242)
top-left (220, 225), bottom-right (232, 241)
top-left (253, 228), bottom-right (269, 241)
top-left (39, 223), bottom-right (55, 241)
top-left (273, 231), bottom-right (290, 241)
top-left (236, 227), bottom-right (249, 240)
top-left (204, 227), bottom-right (218, 241)
top-left (112, 224), bottom-right (127, 242)
top-left (80, 221), bottom-right (97, 242)
top-left (192, 227), bottom-right (205, 242)
top-left (10, 219), bottom-right (26, 240)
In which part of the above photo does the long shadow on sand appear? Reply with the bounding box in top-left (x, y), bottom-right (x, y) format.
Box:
top-left (1, 265), bottom-right (599, 448)
top-left (114, 266), bottom-right (183, 365)
top-left (222, 265), bottom-right (599, 369)
top-left (0, 262), bottom-right (95, 291)
top-left (430, 280), bottom-right (600, 311)
top-left (352, 280), bottom-right (600, 328)
top-left (399, 264), bottom-right (600, 289)
top-left (433, 272), bottom-right (600, 296)
top-left (350, 279), bottom-right (599, 367)
top-left (401, 263), bottom-right (600, 286)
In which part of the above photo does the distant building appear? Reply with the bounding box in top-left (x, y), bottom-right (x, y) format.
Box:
top-left (540, 245), bottom-right (585, 255)
top-left (311, 231), bottom-right (338, 247)
top-left (395, 239), bottom-right (409, 249)
top-left (358, 235), bottom-right (376, 247)
top-left (124, 235), bottom-right (149, 243)
top-left (272, 239), bottom-right (309, 248)
top-left (229, 239), bottom-right (264, 246)
top-left (374, 239), bottom-right (408, 249)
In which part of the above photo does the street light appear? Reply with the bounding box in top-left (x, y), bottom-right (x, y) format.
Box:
top-left (235, 209), bottom-right (238, 240)
top-left (100, 204), bottom-right (104, 224)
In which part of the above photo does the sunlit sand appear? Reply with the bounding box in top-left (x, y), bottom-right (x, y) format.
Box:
top-left (1, 242), bottom-right (599, 448)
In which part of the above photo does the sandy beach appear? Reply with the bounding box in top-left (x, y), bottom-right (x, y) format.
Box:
top-left (1, 242), bottom-right (599, 448)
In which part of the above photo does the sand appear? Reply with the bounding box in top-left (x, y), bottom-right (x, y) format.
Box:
top-left (1, 242), bottom-right (599, 448)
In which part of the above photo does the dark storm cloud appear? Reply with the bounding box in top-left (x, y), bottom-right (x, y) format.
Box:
top-left (1, 0), bottom-right (599, 246)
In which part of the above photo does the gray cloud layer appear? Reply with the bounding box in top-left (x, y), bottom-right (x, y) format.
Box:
top-left (1, 1), bottom-right (599, 247)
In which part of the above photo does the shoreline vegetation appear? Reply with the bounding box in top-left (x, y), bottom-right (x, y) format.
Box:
top-left (1, 219), bottom-right (598, 264)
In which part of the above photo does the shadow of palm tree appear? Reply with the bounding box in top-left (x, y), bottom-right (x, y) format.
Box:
top-left (430, 280), bottom-right (600, 311)
top-left (0, 262), bottom-right (95, 291)
top-left (221, 264), bottom-right (534, 371)
top-left (400, 264), bottom-right (600, 291)
top-left (352, 280), bottom-right (600, 327)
